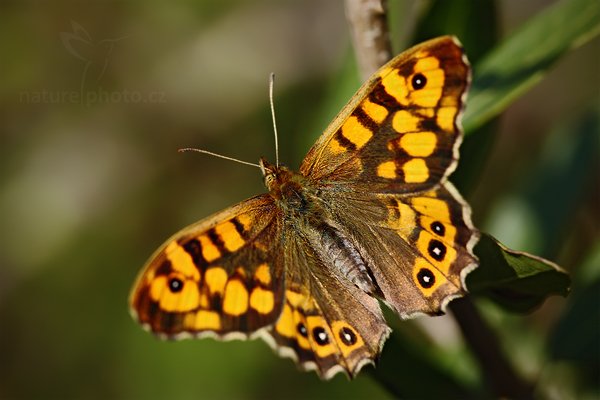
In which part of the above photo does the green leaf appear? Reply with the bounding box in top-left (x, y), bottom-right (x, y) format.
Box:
top-left (463, 0), bottom-right (600, 133)
top-left (467, 233), bottom-right (571, 313)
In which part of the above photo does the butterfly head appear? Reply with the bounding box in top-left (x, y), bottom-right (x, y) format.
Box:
top-left (260, 157), bottom-right (286, 189)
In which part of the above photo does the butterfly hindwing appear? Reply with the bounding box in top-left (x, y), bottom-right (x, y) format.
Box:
top-left (318, 181), bottom-right (478, 319)
top-left (130, 195), bottom-right (286, 339)
top-left (261, 226), bottom-right (390, 379)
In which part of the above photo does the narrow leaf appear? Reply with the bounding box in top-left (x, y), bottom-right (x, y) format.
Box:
top-left (463, 0), bottom-right (600, 133)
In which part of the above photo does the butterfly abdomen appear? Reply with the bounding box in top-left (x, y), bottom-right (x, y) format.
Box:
top-left (317, 224), bottom-right (379, 295)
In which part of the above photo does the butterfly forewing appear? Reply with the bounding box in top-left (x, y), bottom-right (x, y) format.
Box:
top-left (130, 195), bottom-right (286, 339)
top-left (301, 36), bottom-right (470, 194)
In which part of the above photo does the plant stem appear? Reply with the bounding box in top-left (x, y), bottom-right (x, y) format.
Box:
top-left (450, 298), bottom-right (534, 399)
top-left (344, 0), bottom-right (392, 80)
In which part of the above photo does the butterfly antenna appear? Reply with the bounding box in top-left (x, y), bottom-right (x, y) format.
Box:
top-left (178, 148), bottom-right (261, 168)
top-left (269, 72), bottom-right (280, 167)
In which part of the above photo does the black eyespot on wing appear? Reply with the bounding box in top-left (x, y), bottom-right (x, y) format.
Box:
top-left (417, 268), bottom-right (435, 289)
top-left (412, 73), bottom-right (427, 90)
top-left (313, 327), bottom-right (329, 346)
top-left (297, 322), bottom-right (308, 338)
top-left (168, 277), bottom-right (183, 293)
top-left (430, 221), bottom-right (445, 236)
top-left (339, 326), bottom-right (357, 346)
top-left (428, 239), bottom-right (446, 261)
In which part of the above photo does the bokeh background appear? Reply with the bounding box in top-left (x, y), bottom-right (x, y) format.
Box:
top-left (0, 1), bottom-right (598, 399)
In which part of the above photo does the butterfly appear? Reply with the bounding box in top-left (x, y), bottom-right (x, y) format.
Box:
top-left (129, 36), bottom-right (479, 379)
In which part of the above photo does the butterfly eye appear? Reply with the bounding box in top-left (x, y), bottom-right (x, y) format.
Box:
top-left (411, 73), bottom-right (427, 90)
top-left (265, 174), bottom-right (275, 187)
top-left (168, 277), bottom-right (184, 293)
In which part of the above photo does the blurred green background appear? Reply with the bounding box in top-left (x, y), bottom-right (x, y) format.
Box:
top-left (0, 1), bottom-right (598, 399)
